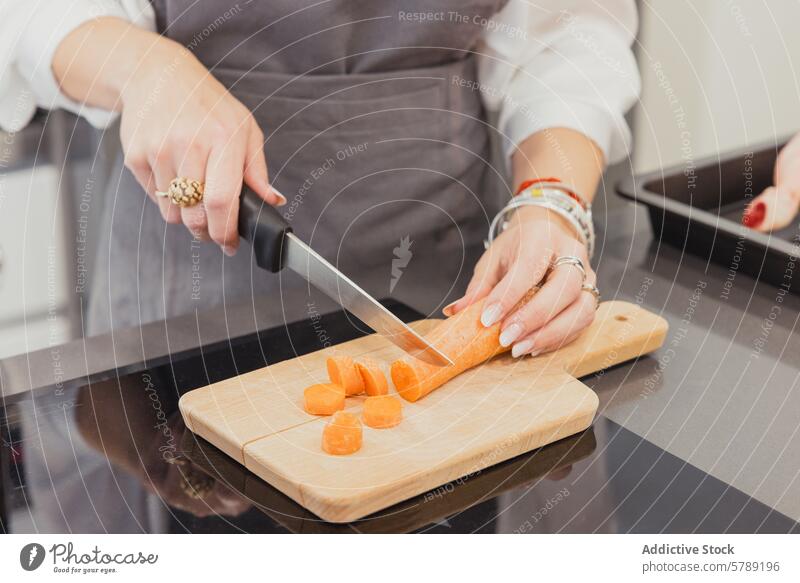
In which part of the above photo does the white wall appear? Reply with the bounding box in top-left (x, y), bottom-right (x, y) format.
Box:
top-left (634, 0), bottom-right (800, 173)
top-left (0, 165), bottom-right (71, 358)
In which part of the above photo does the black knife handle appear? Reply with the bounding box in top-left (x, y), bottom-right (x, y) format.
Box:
top-left (238, 186), bottom-right (292, 273)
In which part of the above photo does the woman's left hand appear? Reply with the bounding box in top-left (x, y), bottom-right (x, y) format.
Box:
top-left (445, 205), bottom-right (597, 358)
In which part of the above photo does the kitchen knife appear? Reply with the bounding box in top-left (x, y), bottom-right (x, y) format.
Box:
top-left (238, 187), bottom-right (454, 367)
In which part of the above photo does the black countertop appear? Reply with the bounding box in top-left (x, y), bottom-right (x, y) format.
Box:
top-left (1, 204), bottom-right (799, 534)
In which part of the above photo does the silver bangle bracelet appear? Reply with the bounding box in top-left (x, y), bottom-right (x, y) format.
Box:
top-left (529, 192), bottom-right (594, 241)
top-left (486, 195), bottom-right (595, 258)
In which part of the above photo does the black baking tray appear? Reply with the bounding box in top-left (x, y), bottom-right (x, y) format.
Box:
top-left (617, 137), bottom-right (800, 293)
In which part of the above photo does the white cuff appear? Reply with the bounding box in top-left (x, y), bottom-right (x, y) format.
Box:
top-left (15, 0), bottom-right (130, 129)
top-left (0, 67), bottom-right (38, 132)
top-left (500, 99), bottom-right (633, 167)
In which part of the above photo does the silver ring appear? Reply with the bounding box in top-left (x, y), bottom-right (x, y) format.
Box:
top-left (581, 283), bottom-right (601, 309)
top-left (552, 255), bottom-right (587, 282)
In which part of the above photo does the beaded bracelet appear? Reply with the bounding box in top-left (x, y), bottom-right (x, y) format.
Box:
top-left (515, 178), bottom-right (590, 211)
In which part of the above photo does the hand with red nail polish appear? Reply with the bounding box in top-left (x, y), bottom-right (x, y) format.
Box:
top-left (744, 186), bottom-right (799, 232)
top-left (744, 135), bottom-right (800, 232)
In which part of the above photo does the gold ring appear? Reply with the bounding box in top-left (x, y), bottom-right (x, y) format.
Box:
top-left (581, 283), bottom-right (601, 309)
top-left (159, 177), bottom-right (204, 207)
top-left (179, 465), bottom-right (215, 499)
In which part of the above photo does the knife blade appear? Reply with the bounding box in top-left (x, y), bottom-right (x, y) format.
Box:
top-left (238, 187), bottom-right (454, 367)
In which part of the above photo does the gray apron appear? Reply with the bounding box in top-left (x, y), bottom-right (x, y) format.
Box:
top-left (87, 0), bottom-right (508, 335)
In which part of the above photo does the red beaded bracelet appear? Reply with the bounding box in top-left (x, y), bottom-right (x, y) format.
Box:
top-left (515, 177), bottom-right (589, 211)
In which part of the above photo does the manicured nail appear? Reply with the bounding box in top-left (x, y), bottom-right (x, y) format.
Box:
top-left (742, 201), bottom-right (765, 228)
top-left (480, 303), bottom-right (502, 327)
top-left (499, 322), bottom-right (524, 347)
top-left (443, 300), bottom-right (459, 317)
top-left (271, 186), bottom-right (287, 206)
top-left (222, 245), bottom-right (237, 257)
top-left (511, 339), bottom-right (534, 358)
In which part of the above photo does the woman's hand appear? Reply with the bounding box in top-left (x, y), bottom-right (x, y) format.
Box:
top-left (119, 38), bottom-right (284, 254)
top-left (53, 18), bottom-right (284, 255)
top-left (744, 133), bottom-right (800, 232)
top-left (143, 418), bottom-right (252, 518)
top-left (445, 206), bottom-right (597, 358)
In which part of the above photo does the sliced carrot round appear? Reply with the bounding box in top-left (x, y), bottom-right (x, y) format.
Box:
top-left (363, 395), bottom-right (403, 429)
top-left (322, 411), bottom-right (363, 455)
top-left (390, 360), bottom-right (424, 402)
top-left (303, 383), bottom-right (345, 416)
top-left (327, 356), bottom-right (364, 395)
top-left (356, 359), bottom-right (389, 396)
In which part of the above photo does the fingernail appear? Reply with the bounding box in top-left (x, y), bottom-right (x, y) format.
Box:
top-left (742, 201), bottom-right (765, 228)
top-left (499, 322), bottom-right (524, 347)
top-left (443, 300), bottom-right (459, 317)
top-left (222, 245), bottom-right (237, 257)
top-left (271, 186), bottom-right (287, 206)
top-left (511, 339), bottom-right (534, 358)
top-left (480, 303), bottom-right (502, 327)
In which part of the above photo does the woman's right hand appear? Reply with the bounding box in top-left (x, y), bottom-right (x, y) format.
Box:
top-left (119, 36), bottom-right (285, 255)
top-left (54, 18), bottom-right (285, 255)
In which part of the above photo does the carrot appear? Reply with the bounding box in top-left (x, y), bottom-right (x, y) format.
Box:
top-left (326, 356), bottom-right (364, 395)
top-left (303, 383), bottom-right (345, 415)
top-left (362, 395), bottom-right (403, 429)
top-left (322, 411), bottom-right (362, 455)
top-left (355, 359), bottom-right (389, 396)
top-left (391, 290), bottom-right (538, 402)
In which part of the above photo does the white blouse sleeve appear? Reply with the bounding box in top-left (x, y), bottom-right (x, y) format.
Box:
top-left (478, 0), bottom-right (641, 165)
top-left (0, 0), bottom-right (154, 133)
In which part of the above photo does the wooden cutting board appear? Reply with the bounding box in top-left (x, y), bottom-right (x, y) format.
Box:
top-left (182, 425), bottom-right (597, 533)
top-left (179, 300), bottom-right (667, 522)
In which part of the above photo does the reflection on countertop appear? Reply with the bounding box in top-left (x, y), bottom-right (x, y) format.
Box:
top-left (1, 290), bottom-right (797, 534)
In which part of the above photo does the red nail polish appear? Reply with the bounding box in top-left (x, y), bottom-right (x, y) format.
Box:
top-left (742, 201), bottom-right (766, 228)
